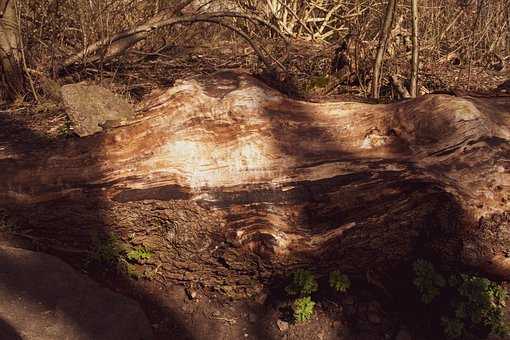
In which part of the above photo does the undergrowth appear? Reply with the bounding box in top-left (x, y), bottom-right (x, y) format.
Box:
top-left (285, 269), bottom-right (350, 323)
top-left (91, 233), bottom-right (155, 280)
top-left (413, 259), bottom-right (508, 339)
top-left (126, 246), bottom-right (153, 263)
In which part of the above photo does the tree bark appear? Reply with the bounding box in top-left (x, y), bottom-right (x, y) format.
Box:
top-left (371, 0), bottom-right (397, 99)
top-left (410, 0), bottom-right (419, 97)
top-left (0, 0), bottom-right (24, 99)
top-left (1, 70), bottom-right (509, 295)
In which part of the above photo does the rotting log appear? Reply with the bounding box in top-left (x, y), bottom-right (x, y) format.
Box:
top-left (0, 70), bottom-right (509, 295)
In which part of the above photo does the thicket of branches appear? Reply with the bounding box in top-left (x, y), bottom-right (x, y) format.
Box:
top-left (3, 0), bottom-right (510, 103)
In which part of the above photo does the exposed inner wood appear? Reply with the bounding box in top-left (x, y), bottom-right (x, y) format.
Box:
top-left (1, 70), bottom-right (509, 292)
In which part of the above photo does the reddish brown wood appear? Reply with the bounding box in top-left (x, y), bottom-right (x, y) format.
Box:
top-left (1, 70), bottom-right (509, 291)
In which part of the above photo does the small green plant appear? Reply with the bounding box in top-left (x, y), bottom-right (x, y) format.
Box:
top-left (441, 317), bottom-right (464, 339)
top-left (442, 274), bottom-right (508, 338)
top-left (413, 259), bottom-right (509, 338)
top-left (126, 246), bottom-right (153, 263)
top-left (57, 115), bottom-right (73, 137)
top-left (413, 259), bottom-right (446, 304)
top-left (92, 233), bottom-right (124, 265)
top-left (285, 269), bottom-right (318, 296)
top-left (329, 271), bottom-right (351, 293)
top-left (293, 296), bottom-right (316, 322)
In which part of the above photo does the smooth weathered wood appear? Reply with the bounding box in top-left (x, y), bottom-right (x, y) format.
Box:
top-left (1, 71), bottom-right (509, 292)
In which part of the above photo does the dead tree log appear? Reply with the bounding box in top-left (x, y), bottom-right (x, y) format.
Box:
top-left (0, 71), bottom-right (509, 294)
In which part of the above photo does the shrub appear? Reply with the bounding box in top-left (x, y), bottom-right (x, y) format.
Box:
top-left (293, 296), bottom-right (316, 322)
top-left (441, 316), bottom-right (464, 339)
top-left (329, 271), bottom-right (351, 293)
top-left (413, 259), bottom-right (446, 304)
top-left (285, 269), bottom-right (318, 296)
top-left (413, 259), bottom-right (509, 338)
top-left (442, 274), bottom-right (508, 338)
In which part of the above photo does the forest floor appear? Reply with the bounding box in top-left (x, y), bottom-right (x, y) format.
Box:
top-left (1, 38), bottom-right (510, 340)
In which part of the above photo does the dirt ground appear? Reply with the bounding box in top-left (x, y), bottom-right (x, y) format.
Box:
top-left (0, 231), bottom-right (403, 340)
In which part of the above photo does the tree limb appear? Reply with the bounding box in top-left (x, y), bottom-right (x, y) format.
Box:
top-left (57, 11), bottom-right (287, 73)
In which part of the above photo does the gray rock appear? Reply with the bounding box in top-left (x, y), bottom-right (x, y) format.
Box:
top-left (0, 246), bottom-right (153, 340)
top-left (61, 83), bottom-right (136, 137)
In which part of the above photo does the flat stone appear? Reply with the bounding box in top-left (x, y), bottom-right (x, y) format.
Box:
top-left (0, 246), bottom-right (153, 340)
top-left (61, 83), bottom-right (136, 137)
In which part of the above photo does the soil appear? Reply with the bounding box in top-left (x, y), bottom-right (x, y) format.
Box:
top-left (0, 229), bottom-right (401, 340)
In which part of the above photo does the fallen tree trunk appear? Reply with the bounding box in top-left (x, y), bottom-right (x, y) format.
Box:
top-left (1, 70), bottom-right (509, 295)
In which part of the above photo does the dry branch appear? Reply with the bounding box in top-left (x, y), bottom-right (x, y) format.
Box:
top-left (58, 11), bottom-right (287, 73)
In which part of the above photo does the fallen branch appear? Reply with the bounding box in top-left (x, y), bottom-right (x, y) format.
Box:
top-left (58, 11), bottom-right (287, 73)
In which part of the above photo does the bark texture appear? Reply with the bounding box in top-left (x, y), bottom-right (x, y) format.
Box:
top-left (0, 0), bottom-right (23, 99)
top-left (371, 0), bottom-right (397, 99)
top-left (1, 71), bottom-right (509, 294)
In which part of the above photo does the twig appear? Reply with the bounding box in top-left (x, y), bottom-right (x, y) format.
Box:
top-left (0, 107), bottom-right (27, 113)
